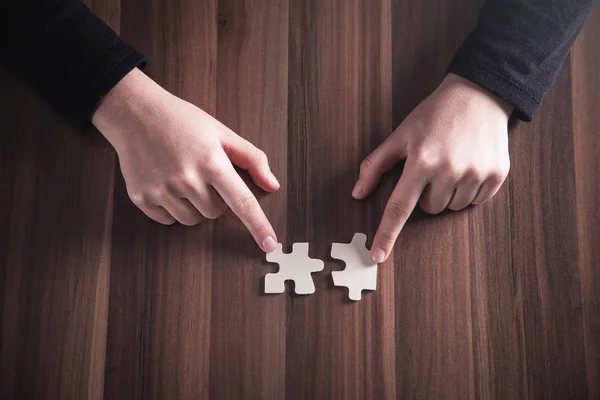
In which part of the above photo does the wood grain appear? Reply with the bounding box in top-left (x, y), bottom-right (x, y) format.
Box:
top-left (0, 0), bottom-right (118, 398)
top-left (208, 0), bottom-right (288, 398)
top-left (286, 1), bottom-right (395, 398)
top-left (572, 7), bottom-right (600, 398)
top-left (102, 0), bottom-right (217, 399)
top-left (0, 69), bottom-right (115, 400)
top-left (510, 63), bottom-right (586, 400)
top-left (1, 0), bottom-right (599, 399)
top-left (391, 1), bottom-right (482, 398)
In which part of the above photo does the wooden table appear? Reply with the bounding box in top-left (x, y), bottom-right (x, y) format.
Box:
top-left (1, 1), bottom-right (599, 399)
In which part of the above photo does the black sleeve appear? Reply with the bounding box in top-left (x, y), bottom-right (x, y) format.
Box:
top-left (0, 0), bottom-right (146, 124)
top-left (447, 0), bottom-right (597, 121)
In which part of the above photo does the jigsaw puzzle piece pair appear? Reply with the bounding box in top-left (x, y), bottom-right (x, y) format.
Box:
top-left (265, 233), bottom-right (378, 301)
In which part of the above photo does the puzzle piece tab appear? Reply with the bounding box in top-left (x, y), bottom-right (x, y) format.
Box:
top-left (265, 243), bottom-right (324, 295)
top-left (331, 233), bottom-right (378, 301)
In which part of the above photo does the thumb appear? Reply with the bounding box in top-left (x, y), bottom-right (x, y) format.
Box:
top-left (220, 128), bottom-right (279, 192)
top-left (353, 130), bottom-right (408, 199)
top-left (219, 128), bottom-right (280, 192)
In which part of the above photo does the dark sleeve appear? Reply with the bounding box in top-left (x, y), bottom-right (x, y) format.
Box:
top-left (0, 0), bottom-right (146, 124)
top-left (447, 0), bottom-right (596, 121)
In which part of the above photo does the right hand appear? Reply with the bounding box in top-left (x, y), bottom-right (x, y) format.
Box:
top-left (92, 68), bottom-right (279, 253)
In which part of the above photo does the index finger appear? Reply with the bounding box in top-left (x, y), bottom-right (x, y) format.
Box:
top-left (211, 160), bottom-right (278, 253)
top-left (371, 162), bottom-right (427, 263)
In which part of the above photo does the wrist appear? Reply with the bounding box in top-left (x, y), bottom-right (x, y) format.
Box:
top-left (442, 73), bottom-right (514, 119)
top-left (92, 68), bottom-right (167, 148)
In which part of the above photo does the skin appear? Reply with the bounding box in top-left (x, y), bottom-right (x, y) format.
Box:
top-left (92, 68), bottom-right (280, 253)
top-left (93, 68), bottom-right (513, 262)
top-left (353, 73), bottom-right (513, 263)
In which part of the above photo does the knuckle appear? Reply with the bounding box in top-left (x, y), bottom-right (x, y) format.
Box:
top-left (149, 186), bottom-right (169, 202)
top-left (253, 149), bottom-right (268, 167)
top-left (463, 166), bottom-right (483, 183)
top-left (385, 199), bottom-right (411, 220)
top-left (473, 193), bottom-right (493, 205)
top-left (176, 209), bottom-right (204, 226)
top-left (204, 205), bottom-right (227, 220)
top-left (490, 162), bottom-right (510, 184)
top-left (419, 202), bottom-right (434, 215)
top-left (376, 232), bottom-right (396, 247)
top-left (419, 198), bottom-right (443, 215)
top-left (360, 157), bottom-right (374, 173)
top-left (253, 224), bottom-right (273, 238)
top-left (447, 201), bottom-right (466, 212)
top-left (412, 150), bottom-right (439, 174)
top-left (179, 218), bottom-right (201, 227)
top-left (158, 217), bottom-right (177, 226)
top-left (180, 167), bottom-right (200, 187)
top-left (446, 166), bottom-right (463, 183)
top-left (204, 212), bottom-right (220, 220)
top-left (128, 190), bottom-right (146, 207)
top-left (421, 205), bottom-right (443, 215)
top-left (490, 169), bottom-right (507, 185)
top-left (205, 155), bottom-right (226, 180)
top-left (215, 202), bottom-right (229, 218)
top-left (169, 172), bottom-right (197, 194)
top-left (234, 195), bottom-right (258, 216)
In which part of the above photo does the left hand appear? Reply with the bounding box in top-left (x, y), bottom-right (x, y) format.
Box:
top-left (353, 73), bottom-right (514, 263)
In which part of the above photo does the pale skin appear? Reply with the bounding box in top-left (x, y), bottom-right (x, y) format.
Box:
top-left (92, 68), bottom-right (513, 262)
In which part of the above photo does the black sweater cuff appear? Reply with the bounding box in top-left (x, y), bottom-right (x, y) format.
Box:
top-left (1, 0), bottom-right (147, 125)
top-left (445, 0), bottom-right (596, 123)
top-left (447, 53), bottom-right (539, 122)
top-left (76, 47), bottom-right (147, 123)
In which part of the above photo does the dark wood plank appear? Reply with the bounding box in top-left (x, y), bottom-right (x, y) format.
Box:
top-left (391, 1), bottom-right (483, 398)
top-left (103, 0), bottom-right (217, 398)
top-left (208, 0), bottom-right (288, 398)
top-left (571, 5), bottom-right (600, 398)
top-left (0, 1), bottom-right (118, 399)
top-left (0, 72), bottom-right (114, 400)
top-left (392, 1), bottom-right (588, 399)
top-left (508, 56), bottom-right (587, 400)
top-left (466, 183), bottom-right (522, 399)
top-left (82, 5), bottom-right (121, 399)
top-left (465, 58), bottom-right (588, 400)
top-left (287, 1), bottom-right (395, 398)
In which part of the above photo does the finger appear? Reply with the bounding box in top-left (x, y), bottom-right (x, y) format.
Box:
top-left (219, 130), bottom-right (280, 192)
top-left (419, 179), bottom-right (455, 214)
top-left (186, 183), bottom-right (228, 219)
top-left (472, 176), bottom-right (504, 205)
top-left (447, 182), bottom-right (481, 211)
top-left (128, 191), bottom-right (177, 225)
top-left (371, 163), bottom-right (427, 263)
top-left (353, 131), bottom-right (408, 200)
top-left (160, 196), bottom-right (204, 226)
top-left (210, 161), bottom-right (277, 253)
top-left (138, 204), bottom-right (177, 225)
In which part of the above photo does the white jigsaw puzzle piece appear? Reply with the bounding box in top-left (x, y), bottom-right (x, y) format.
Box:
top-left (331, 233), bottom-right (378, 301)
top-left (265, 243), bottom-right (324, 295)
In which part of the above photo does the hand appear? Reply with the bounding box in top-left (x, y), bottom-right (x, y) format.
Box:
top-left (92, 68), bottom-right (280, 253)
top-left (353, 73), bottom-right (513, 263)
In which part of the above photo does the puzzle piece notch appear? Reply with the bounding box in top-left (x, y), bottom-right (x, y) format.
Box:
top-left (265, 243), bottom-right (324, 295)
top-left (331, 233), bottom-right (378, 301)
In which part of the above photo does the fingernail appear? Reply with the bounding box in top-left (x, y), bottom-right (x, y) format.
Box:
top-left (352, 181), bottom-right (363, 198)
top-left (372, 248), bottom-right (386, 263)
top-left (269, 173), bottom-right (280, 188)
top-left (262, 236), bottom-right (277, 252)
